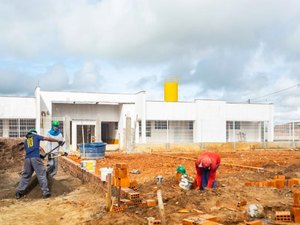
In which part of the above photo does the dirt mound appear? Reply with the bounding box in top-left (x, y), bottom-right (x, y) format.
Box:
top-left (0, 138), bottom-right (24, 170)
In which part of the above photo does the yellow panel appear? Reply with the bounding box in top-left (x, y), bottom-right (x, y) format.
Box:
top-left (164, 81), bottom-right (178, 102)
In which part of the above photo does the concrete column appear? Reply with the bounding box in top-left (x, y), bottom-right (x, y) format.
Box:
top-left (126, 116), bottom-right (132, 152)
top-left (3, 119), bottom-right (9, 137)
top-left (34, 86), bottom-right (41, 134)
top-left (96, 117), bottom-right (102, 142)
top-left (64, 116), bottom-right (71, 152)
top-left (71, 122), bottom-right (77, 151)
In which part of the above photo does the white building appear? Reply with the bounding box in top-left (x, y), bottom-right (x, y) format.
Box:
top-left (0, 86), bottom-right (273, 151)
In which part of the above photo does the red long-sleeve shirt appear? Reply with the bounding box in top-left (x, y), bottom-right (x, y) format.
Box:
top-left (195, 152), bottom-right (221, 188)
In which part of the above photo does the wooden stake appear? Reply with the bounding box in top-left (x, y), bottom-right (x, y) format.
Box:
top-left (117, 177), bottom-right (121, 207)
top-left (157, 188), bottom-right (167, 225)
top-left (106, 173), bottom-right (112, 212)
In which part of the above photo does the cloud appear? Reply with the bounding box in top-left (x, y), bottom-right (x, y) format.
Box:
top-left (0, 0), bottom-right (300, 122)
top-left (38, 64), bottom-right (70, 91)
top-left (71, 62), bottom-right (104, 91)
top-left (0, 69), bottom-right (35, 95)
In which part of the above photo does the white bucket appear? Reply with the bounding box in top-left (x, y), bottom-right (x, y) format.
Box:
top-left (81, 160), bottom-right (96, 173)
top-left (100, 167), bottom-right (113, 182)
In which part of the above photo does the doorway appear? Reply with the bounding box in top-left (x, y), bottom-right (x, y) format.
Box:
top-left (76, 124), bottom-right (95, 144)
top-left (72, 121), bottom-right (96, 150)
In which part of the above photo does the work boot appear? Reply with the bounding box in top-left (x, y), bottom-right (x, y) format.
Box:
top-left (43, 193), bottom-right (51, 199)
top-left (16, 192), bottom-right (24, 199)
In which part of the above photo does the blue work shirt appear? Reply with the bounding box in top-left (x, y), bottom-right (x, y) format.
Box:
top-left (24, 134), bottom-right (44, 158)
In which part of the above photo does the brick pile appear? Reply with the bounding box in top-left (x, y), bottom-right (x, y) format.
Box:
top-left (244, 175), bottom-right (300, 189)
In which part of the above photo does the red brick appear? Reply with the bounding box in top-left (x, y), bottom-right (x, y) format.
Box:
top-left (293, 207), bottom-right (300, 223)
top-left (294, 189), bottom-right (300, 207)
top-left (245, 220), bottom-right (263, 225)
top-left (199, 214), bottom-right (217, 222)
top-left (274, 175), bottom-right (285, 180)
top-left (275, 179), bottom-right (285, 189)
top-left (275, 211), bottom-right (291, 221)
top-left (146, 199), bottom-right (157, 207)
top-left (116, 163), bottom-right (128, 169)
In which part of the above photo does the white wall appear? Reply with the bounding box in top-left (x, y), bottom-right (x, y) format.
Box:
top-left (225, 103), bottom-right (273, 121)
top-left (194, 100), bottom-right (226, 142)
top-left (52, 103), bottom-right (121, 121)
top-left (146, 101), bottom-right (196, 120)
top-left (0, 97), bottom-right (36, 118)
top-left (40, 91), bottom-right (138, 114)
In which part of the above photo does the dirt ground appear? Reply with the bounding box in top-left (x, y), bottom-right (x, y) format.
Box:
top-left (1, 148), bottom-right (300, 225)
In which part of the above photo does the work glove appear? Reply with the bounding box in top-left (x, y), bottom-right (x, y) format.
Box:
top-left (40, 154), bottom-right (46, 159)
top-left (61, 152), bottom-right (68, 157)
top-left (58, 141), bottom-right (65, 146)
top-left (48, 153), bottom-right (54, 160)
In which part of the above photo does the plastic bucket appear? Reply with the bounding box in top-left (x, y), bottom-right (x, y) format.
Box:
top-left (81, 160), bottom-right (96, 173)
top-left (79, 142), bottom-right (107, 159)
top-left (100, 167), bottom-right (113, 182)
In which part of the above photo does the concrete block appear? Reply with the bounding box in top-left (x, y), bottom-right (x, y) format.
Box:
top-left (128, 192), bottom-right (140, 200)
top-left (112, 204), bottom-right (127, 213)
top-left (275, 211), bottom-right (291, 221)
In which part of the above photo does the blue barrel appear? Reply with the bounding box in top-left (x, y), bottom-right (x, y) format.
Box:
top-left (79, 142), bottom-right (107, 159)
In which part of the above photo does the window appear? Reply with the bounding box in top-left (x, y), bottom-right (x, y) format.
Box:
top-left (155, 120), bottom-right (168, 129)
top-left (226, 121), bottom-right (240, 130)
top-left (146, 121), bottom-right (151, 137)
top-left (0, 120), bottom-right (3, 137)
top-left (138, 121), bottom-right (151, 137)
top-left (189, 121), bottom-right (193, 130)
top-left (9, 119), bottom-right (18, 137)
top-left (138, 121), bottom-right (141, 136)
top-left (20, 119), bottom-right (36, 137)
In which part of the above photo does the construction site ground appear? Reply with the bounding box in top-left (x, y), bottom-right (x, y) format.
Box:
top-left (1, 148), bottom-right (300, 225)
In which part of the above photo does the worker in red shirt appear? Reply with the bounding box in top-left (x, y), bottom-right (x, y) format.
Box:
top-left (195, 152), bottom-right (221, 190)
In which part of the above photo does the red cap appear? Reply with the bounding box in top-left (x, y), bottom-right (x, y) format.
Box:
top-left (200, 156), bottom-right (212, 168)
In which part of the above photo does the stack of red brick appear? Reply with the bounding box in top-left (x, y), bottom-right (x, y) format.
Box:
top-left (292, 189), bottom-right (300, 223)
top-left (245, 175), bottom-right (300, 189)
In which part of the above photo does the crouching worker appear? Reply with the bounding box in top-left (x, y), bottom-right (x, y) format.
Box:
top-left (16, 128), bottom-right (61, 199)
top-left (195, 152), bottom-right (221, 190)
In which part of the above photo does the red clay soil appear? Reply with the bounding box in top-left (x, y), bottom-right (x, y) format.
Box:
top-left (69, 150), bottom-right (300, 225)
top-left (2, 147), bottom-right (300, 225)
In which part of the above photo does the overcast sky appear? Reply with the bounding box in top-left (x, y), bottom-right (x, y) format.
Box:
top-left (0, 0), bottom-right (300, 123)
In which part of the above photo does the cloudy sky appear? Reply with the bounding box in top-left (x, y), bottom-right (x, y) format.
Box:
top-left (0, 0), bottom-right (300, 123)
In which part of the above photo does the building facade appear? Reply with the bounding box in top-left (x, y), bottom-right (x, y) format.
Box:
top-left (0, 87), bottom-right (274, 151)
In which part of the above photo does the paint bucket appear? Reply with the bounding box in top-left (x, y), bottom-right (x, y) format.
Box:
top-left (81, 160), bottom-right (96, 173)
top-left (100, 167), bottom-right (113, 182)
